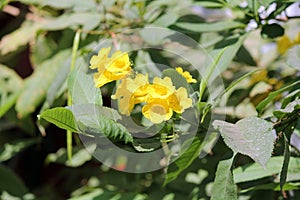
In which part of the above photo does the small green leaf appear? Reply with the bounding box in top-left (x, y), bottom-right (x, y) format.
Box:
top-left (0, 164), bottom-right (28, 197)
top-left (280, 134), bottom-right (290, 191)
top-left (211, 155), bottom-right (238, 200)
top-left (164, 136), bottom-right (202, 185)
top-left (213, 117), bottom-right (274, 167)
top-left (132, 137), bottom-right (161, 152)
top-left (153, 12), bottom-right (179, 27)
top-left (39, 107), bottom-right (78, 133)
top-left (256, 80), bottom-right (300, 115)
top-left (287, 45), bottom-right (300, 70)
top-left (176, 21), bottom-right (245, 32)
top-left (162, 68), bottom-right (191, 92)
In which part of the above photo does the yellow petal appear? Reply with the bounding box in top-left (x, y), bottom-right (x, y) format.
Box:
top-left (142, 99), bottom-right (173, 123)
top-left (277, 35), bottom-right (293, 55)
top-left (89, 47), bottom-right (111, 69)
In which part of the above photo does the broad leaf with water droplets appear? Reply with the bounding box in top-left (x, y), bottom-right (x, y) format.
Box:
top-left (213, 117), bottom-right (275, 167)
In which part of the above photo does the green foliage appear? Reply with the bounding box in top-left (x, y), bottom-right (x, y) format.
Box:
top-left (1, 0), bottom-right (300, 199)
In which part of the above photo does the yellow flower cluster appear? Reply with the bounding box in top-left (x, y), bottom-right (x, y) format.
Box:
top-left (112, 74), bottom-right (192, 123)
top-left (89, 47), bottom-right (132, 87)
top-left (90, 47), bottom-right (195, 124)
top-left (277, 33), bottom-right (300, 55)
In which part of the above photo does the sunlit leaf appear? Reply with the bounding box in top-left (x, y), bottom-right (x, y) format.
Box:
top-left (39, 107), bottom-right (78, 133)
top-left (0, 64), bottom-right (23, 118)
top-left (16, 49), bottom-right (71, 118)
top-left (213, 117), bottom-right (274, 167)
top-left (176, 21), bottom-right (245, 32)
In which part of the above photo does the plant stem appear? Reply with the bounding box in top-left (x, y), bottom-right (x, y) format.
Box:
top-left (67, 30), bottom-right (81, 161)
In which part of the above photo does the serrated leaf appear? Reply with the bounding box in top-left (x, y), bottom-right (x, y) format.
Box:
top-left (256, 80), bottom-right (300, 115)
top-left (0, 139), bottom-right (37, 162)
top-left (39, 107), bottom-right (78, 133)
top-left (164, 136), bottom-right (202, 185)
top-left (42, 13), bottom-right (101, 31)
top-left (0, 64), bottom-right (23, 118)
top-left (68, 66), bottom-right (102, 106)
top-left (70, 104), bottom-right (133, 143)
top-left (233, 156), bottom-right (300, 183)
top-left (162, 68), bottom-right (191, 92)
top-left (16, 49), bottom-right (71, 118)
top-left (213, 117), bottom-right (274, 167)
top-left (0, 164), bottom-right (28, 197)
top-left (287, 45), bottom-right (300, 70)
top-left (176, 21), bottom-right (245, 32)
top-left (211, 156), bottom-right (238, 200)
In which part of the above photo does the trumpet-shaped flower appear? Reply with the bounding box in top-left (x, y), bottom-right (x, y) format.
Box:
top-left (176, 67), bottom-right (197, 83)
top-left (113, 73), bottom-right (193, 123)
top-left (90, 47), bottom-right (132, 87)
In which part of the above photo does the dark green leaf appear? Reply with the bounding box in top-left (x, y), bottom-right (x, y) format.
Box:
top-left (38, 107), bottom-right (78, 133)
top-left (280, 134), bottom-right (290, 191)
top-left (132, 137), bottom-right (161, 152)
top-left (213, 117), bottom-right (274, 167)
top-left (0, 164), bottom-right (28, 197)
top-left (164, 136), bottom-right (202, 185)
top-left (256, 80), bottom-right (300, 115)
top-left (211, 156), bottom-right (238, 200)
top-left (261, 23), bottom-right (284, 39)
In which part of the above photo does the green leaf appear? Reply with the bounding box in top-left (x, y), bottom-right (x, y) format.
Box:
top-left (240, 182), bottom-right (300, 193)
top-left (38, 107), bottom-right (78, 133)
top-left (193, 1), bottom-right (223, 8)
top-left (233, 156), bottom-right (300, 183)
top-left (0, 64), bottom-right (23, 118)
top-left (162, 68), bottom-right (191, 92)
top-left (176, 21), bottom-right (245, 32)
top-left (153, 12), bottom-right (179, 27)
top-left (0, 164), bottom-right (28, 197)
top-left (280, 134), bottom-right (290, 191)
top-left (211, 156), bottom-right (238, 200)
top-left (273, 99), bottom-right (300, 119)
top-left (16, 49), bottom-right (71, 118)
top-left (42, 13), bottom-right (102, 31)
top-left (213, 117), bottom-right (274, 167)
top-left (68, 67), bottom-right (102, 106)
top-left (70, 104), bottom-right (133, 143)
top-left (287, 45), bottom-right (300, 70)
top-left (164, 136), bottom-right (202, 185)
top-left (256, 80), bottom-right (300, 116)
top-left (0, 139), bottom-right (37, 162)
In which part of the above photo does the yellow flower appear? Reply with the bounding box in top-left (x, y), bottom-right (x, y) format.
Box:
top-left (112, 73), bottom-right (193, 124)
top-left (90, 47), bottom-right (132, 87)
top-left (112, 74), bottom-right (149, 115)
top-left (176, 67), bottom-right (197, 83)
top-left (142, 98), bottom-right (173, 124)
